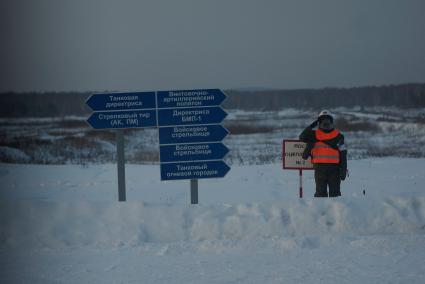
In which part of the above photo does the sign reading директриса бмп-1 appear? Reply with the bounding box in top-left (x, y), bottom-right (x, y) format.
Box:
top-left (158, 107), bottom-right (227, 126)
top-left (282, 140), bottom-right (314, 170)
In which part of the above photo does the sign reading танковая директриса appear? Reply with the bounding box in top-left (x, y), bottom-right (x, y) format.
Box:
top-left (86, 89), bottom-right (230, 181)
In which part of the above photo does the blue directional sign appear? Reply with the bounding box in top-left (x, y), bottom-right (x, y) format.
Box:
top-left (158, 107), bottom-right (227, 127)
top-left (157, 89), bottom-right (226, 108)
top-left (159, 125), bottom-right (229, 144)
top-left (160, 160), bottom-right (230, 180)
top-left (87, 109), bottom-right (157, 129)
top-left (86, 92), bottom-right (156, 111)
top-left (160, 142), bottom-right (229, 163)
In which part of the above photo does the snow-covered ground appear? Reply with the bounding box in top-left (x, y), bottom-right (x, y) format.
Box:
top-left (1, 158), bottom-right (425, 283)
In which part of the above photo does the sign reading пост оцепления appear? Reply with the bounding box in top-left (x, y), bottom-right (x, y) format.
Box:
top-left (282, 140), bottom-right (313, 199)
top-left (282, 140), bottom-right (313, 170)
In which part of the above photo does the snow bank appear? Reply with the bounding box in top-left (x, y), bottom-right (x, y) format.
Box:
top-left (1, 159), bottom-right (425, 283)
top-left (2, 197), bottom-right (425, 249)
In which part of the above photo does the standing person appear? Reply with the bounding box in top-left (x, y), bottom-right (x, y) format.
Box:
top-left (299, 110), bottom-right (348, 197)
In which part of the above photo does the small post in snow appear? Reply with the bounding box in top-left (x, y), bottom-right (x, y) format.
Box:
top-left (116, 129), bottom-right (126, 202)
top-left (191, 179), bottom-right (198, 204)
top-left (299, 169), bottom-right (303, 198)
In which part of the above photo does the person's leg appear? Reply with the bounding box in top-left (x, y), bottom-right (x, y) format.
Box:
top-left (314, 168), bottom-right (329, 197)
top-left (328, 167), bottom-right (341, 197)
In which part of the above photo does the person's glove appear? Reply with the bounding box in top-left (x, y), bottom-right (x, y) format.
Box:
top-left (340, 167), bottom-right (347, 181)
top-left (309, 119), bottom-right (319, 128)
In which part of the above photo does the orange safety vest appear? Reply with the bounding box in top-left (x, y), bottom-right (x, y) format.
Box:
top-left (311, 129), bottom-right (340, 164)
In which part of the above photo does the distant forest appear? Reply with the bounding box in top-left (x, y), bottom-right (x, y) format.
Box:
top-left (1, 83), bottom-right (424, 117)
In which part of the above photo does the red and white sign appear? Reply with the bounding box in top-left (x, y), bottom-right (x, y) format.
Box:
top-left (282, 140), bottom-right (314, 170)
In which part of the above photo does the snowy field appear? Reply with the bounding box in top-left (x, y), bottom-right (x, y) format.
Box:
top-left (1, 158), bottom-right (425, 283)
top-left (1, 107), bottom-right (425, 165)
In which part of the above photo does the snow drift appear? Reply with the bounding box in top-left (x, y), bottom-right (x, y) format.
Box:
top-left (1, 159), bottom-right (425, 283)
top-left (2, 197), bottom-right (425, 249)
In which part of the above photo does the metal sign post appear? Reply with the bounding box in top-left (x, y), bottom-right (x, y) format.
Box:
top-left (191, 179), bottom-right (198, 204)
top-left (282, 140), bottom-right (314, 198)
top-left (116, 129), bottom-right (126, 201)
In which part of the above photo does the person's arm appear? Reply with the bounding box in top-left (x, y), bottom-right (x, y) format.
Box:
top-left (338, 135), bottom-right (348, 180)
top-left (299, 120), bottom-right (318, 142)
top-left (302, 142), bottom-right (314, 160)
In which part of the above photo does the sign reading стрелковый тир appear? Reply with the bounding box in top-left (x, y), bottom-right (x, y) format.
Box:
top-left (85, 89), bottom-right (230, 181)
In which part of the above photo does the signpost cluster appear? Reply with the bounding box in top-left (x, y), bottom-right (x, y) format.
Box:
top-left (86, 89), bottom-right (230, 203)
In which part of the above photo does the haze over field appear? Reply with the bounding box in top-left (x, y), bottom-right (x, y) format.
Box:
top-left (1, 0), bottom-right (425, 92)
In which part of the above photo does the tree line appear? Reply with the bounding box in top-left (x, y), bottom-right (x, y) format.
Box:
top-left (224, 83), bottom-right (425, 110)
top-left (0, 83), bottom-right (424, 117)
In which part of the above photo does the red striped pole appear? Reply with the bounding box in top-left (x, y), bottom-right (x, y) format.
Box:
top-left (299, 169), bottom-right (303, 198)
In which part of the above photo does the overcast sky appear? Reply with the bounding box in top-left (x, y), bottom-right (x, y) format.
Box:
top-left (1, 0), bottom-right (425, 92)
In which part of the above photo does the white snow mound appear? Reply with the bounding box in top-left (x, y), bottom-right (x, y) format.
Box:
top-left (2, 197), bottom-right (425, 249)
